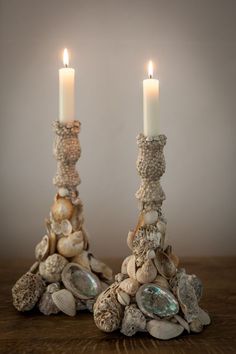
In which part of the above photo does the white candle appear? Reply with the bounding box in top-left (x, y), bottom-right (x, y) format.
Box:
top-left (143, 60), bottom-right (160, 137)
top-left (59, 48), bottom-right (75, 123)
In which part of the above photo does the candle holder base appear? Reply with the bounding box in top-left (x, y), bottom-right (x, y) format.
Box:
top-left (93, 134), bottom-right (210, 339)
top-left (12, 121), bottom-right (113, 316)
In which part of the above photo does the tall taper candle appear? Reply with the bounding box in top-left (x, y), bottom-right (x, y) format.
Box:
top-left (59, 48), bottom-right (75, 123)
top-left (143, 61), bottom-right (160, 136)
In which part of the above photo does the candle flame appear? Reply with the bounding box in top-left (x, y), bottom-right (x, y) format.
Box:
top-left (148, 60), bottom-right (153, 78)
top-left (63, 48), bottom-right (69, 67)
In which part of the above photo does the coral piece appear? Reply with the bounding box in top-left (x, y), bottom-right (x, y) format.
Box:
top-left (93, 133), bottom-right (210, 339)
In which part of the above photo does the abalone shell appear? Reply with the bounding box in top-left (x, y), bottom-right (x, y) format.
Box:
top-left (136, 283), bottom-right (179, 318)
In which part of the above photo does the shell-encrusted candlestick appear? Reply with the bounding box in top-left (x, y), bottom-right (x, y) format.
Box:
top-left (93, 134), bottom-right (210, 339)
top-left (12, 120), bottom-right (113, 316)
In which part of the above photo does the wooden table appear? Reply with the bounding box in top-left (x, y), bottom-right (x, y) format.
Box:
top-left (1, 257), bottom-right (236, 354)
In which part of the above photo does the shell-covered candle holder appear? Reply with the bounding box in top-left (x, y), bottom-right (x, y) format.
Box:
top-left (93, 134), bottom-right (210, 339)
top-left (12, 121), bottom-right (113, 316)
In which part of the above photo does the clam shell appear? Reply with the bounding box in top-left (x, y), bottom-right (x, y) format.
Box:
top-left (116, 289), bottom-right (130, 306)
top-left (72, 250), bottom-right (91, 271)
top-left (51, 197), bottom-right (74, 222)
top-left (143, 210), bottom-right (158, 225)
top-left (154, 250), bottom-right (176, 279)
top-left (52, 289), bottom-right (76, 316)
top-left (57, 232), bottom-right (84, 258)
top-left (147, 320), bottom-right (184, 340)
top-left (121, 255), bottom-right (133, 275)
top-left (119, 278), bottom-right (140, 296)
top-left (89, 256), bottom-right (113, 282)
top-left (126, 255), bottom-right (136, 279)
top-left (61, 219), bottom-right (73, 236)
top-left (35, 235), bottom-right (49, 261)
top-left (136, 259), bottom-right (157, 284)
top-left (62, 262), bottom-right (102, 300)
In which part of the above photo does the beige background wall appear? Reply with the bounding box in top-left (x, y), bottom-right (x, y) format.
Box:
top-left (0, 0), bottom-right (236, 260)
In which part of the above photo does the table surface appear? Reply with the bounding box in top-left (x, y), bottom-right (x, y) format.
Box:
top-left (1, 257), bottom-right (236, 354)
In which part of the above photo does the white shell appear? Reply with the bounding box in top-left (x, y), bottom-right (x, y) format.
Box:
top-left (57, 232), bottom-right (84, 258)
top-left (121, 255), bottom-right (133, 275)
top-left (156, 221), bottom-right (166, 234)
top-left (119, 278), bottom-right (140, 296)
top-left (116, 289), bottom-right (130, 306)
top-left (143, 210), bottom-right (158, 225)
top-left (136, 259), bottom-right (157, 284)
top-left (52, 289), bottom-right (76, 316)
top-left (89, 256), bottom-right (113, 282)
top-left (126, 255), bottom-right (136, 279)
top-left (60, 219), bottom-right (73, 236)
top-left (35, 235), bottom-right (49, 261)
top-left (147, 320), bottom-right (184, 340)
top-left (174, 315), bottom-right (190, 333)
top-left (39, 254), bottom-right (68, 283)
top-left (127, 230), bottom-right (134, 250)
top-left (58, 188), bottom-right (69, 197)
top-left (198, 308), bottom-right (211, 325)
top-left (51, 221), bottom-right (62, 235)
top-left (72, 250), bottom-right (91, 271)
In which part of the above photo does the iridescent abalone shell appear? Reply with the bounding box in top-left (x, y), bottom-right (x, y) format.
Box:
top-left (136, 283), bottom-right (179, 318)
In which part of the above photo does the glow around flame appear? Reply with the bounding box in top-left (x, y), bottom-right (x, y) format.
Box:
top-left (148, 60), bottom-right (153, 78)
top-left (63, 48), bottom-right (69, 67)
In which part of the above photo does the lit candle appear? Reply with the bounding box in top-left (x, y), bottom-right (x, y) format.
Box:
top-left (59, 48), bottom-right (75, 123)
top-left (143, 60), bottom-right (160, 137)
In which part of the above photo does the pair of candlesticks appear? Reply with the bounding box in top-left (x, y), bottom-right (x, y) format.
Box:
top-left (12, 119), bottom-right (210, 340)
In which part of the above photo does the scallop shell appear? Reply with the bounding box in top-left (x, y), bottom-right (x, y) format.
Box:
top-left (12, 272), bottom-right (45, 312)
top-left (153, 275), bottom-right (170, 289)
top-left (52, 289), bottom-right (76, 316)
top-left (57, 232), bottom-right (84, 258)
top-left (126, 255), bottom-right (136, 279)
top-left (147, 319), bottom-right (184, 340)
top-left (89, 256), bottom-right (113, 282)
top-left (60, 219), bottom-right (73, 236)
top-left (51, 197), bottom-right (74, 222)
top-left (116, 289), bottom-right (130, 306)
top-left (35, 235), bottom-right (49, 261)
top-left (62, 262), bottom-right (101, 300)
top-left (94, 283), bottom-right (124, 332)
top-left (136, 259), bottom-right (157, 284)
top-left (121, 304), bottom-right (146, 336)
top-left (143, 210), bottom-right (158, 225)
top-left (121, 255), bottom-right (133, 275)
top-left (72, 250), bottom-right (91, 271)
top-left (154, 250), bottom-right (176, 279)
top-left (119, 278), bottom-right (140, 296)
top-left (127, 230), bottom-right (134, 250)
top-left (39, 254), bottom-right (68, 283)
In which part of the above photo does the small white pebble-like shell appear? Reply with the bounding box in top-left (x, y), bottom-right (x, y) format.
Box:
top-left (60, 219), bottom-right (73, 236)
top-left (136, 260), bottom-right (157, 284)
top-left (156, 221), bottom-right (166, 235)
top-left (147, 320), bottom-right (184, 340)
top-left (121, 255), bottom-right (133, 275)
top-left (119, 278), bottom-right (140, 296)
top-left (116, 289), bottom-right (130, 306)
top-left (58, 188), bottom-right (69, 197)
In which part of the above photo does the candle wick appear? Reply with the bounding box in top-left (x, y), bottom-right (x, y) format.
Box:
top-left (65, 64), bottom-right (68, 68)
top-left (149, 74), bottom-right (153, 79)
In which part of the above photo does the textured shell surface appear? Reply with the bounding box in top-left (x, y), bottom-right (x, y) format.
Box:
top-left (187, 274), bottom-right (203, 301)
top-left (60, 219), bottom-right (73, 236)
top-left (57, 233), bottom-right (84, 258)
top-left (136, 283), bottom-right (179, 318)
top-left (89, 256), bottom-right (113, 282)
top-left (39, 290), bottom-right (60, 315)
top-left (12, 272), bottom-right (45, 312)
top-left (143, 210), bottom-right (158, 225)
top-left (72, 250), bottom-right (91, 271)
top-left (47, 282), bottom-right (60, 294)
top-left (154, 250), bottom-right (176, 279)
top-left (136, 259), bottom-right (157, 284)
top-left (62, 262), bottom-right (101, 300)
top-left (133, 226), bottom-right (161, 267)
top-left (119, 278), bottom-right (140, 296)
top-left (126, 255), bottom-right (136, 279)
top-left (116, 289), bottom-right (130, 306)
top-left (121, 304), bottom-right (146, 336)
top-left (35, 235), bottom-right (50, 261)
top-left (51, 197), bottom-right (74, 222)
top-left (58, 187), bottom-right (69, 197)
top-left (39, 254), bottom-right (68, 283)
top-left (93, 283), bottom-right (124, 332)
top-left (147, 319), bottom-right (184, 340)
top-left (121, 255), bottom-right (133, 275)
top-left (153, 275), bottom-right (170, 289)
top-left (52, 289), bottom-right (76, 316)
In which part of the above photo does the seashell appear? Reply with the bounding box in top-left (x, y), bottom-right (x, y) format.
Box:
top-left (62, 262), bottom-right (101, 300)
top-left (35, 235), bottom-right (50, 261)
top-left (119, 278), bottom-right (140, 296)
top-left (94, 283), bottom-right (124, 332)
top-left (81, 227), bottom-right (89, 250)
top-left (127, 230), bottom-right (134, 250)
top-left (39, 290), bottom-right (60, 315)
top-left (121, 304), bottom-right (146, 336)
top-left (52, 289), bottom-right (76, 316)
top-left (146, 249), bottom-right (156, 260)
top-left (187, 274), bottom-right (203, 301)
top-left (169, 253), bottom-right (179, 268)
top-left (72, 250), bottom-right (91, 271)
top-left (86, 298), bottom-right (96, 313)
top-left (136, 259), bottom-right (157, 284)
top-left (47, 282), bottom-right (60, 294)
top-left (147, 320), bottom-right (184, 340)
top-left (126, 255), bottom-right (136, 279)
top-left (153, 275), bottom-right (170, 289)
top-left (143, 210), bottom-right (158, 225)
top-left (51, 221), bottom-right (62, 235)
top-left (116, 289), bottom-right (130, 306)
top-left (136, 283), bottom-right (179, 318)
top-left (115, 273), bottom-right (128, 283)
top-left (58, 187), bottom-right (69, 197)
top-left (57, 232), bottom-right (84, 258)
top-left (39, 254), bottom-right (68, 283)
top-left (189, 319), bottom-right (203, 333)
top-left (76, 299), bottom-right (87, 311)
top-left (156, 220), bottom-right (166, 234)
top-left (12, 272), bottom-right (45, 312)
top-left (49, 232), bottom-right (57, 255)
top-left (174, 315), bottom-right (190, 333)
top-left (89, 256), bottom-right (113, 282)
top-left (154, 250), bottom-right (176, 279)
top-left (51, 197), bottom-right (74, 222)
top-left (70, 206), bottom-right (84, 231)
top-left (29, 261), bottom-right (39, 273)
top-left (60, 219), bottom-right (73, 235)
top-left (121, 255), bottom-right (133, 275)
top-left (198, 308), bottom-right (211, 325)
